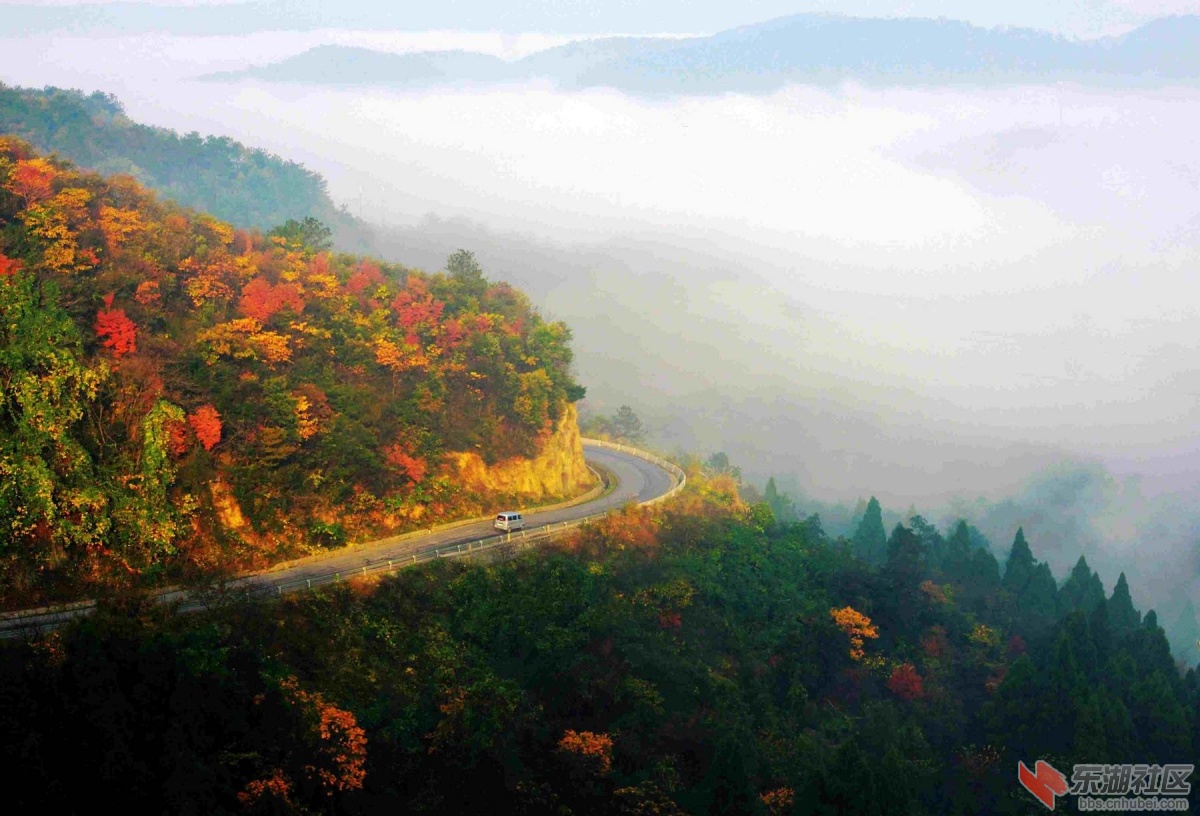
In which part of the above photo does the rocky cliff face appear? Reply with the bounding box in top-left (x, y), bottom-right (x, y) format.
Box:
top-left (442, 404), bottom-right (592, 501)
top-left (204, 405), bottom-right (592, 555)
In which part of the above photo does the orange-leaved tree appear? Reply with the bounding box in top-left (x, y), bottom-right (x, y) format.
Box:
top-left (557, 729), bottom-right (614, 776)
top-left (830, 606), bottom-right (879, 661)
top-left (10, 157), bottom-right (57, 203)
top-left (761, 787), bottom-right (796, 816)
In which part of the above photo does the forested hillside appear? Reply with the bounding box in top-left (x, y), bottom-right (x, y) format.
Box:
top-left (0, 83), bottom-right (357, 234)
top-left (1, 474), bottom-right (1195, 814)
top-left (0, 138), bottom-right (584, 607)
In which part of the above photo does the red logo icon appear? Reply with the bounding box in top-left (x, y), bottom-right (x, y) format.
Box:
top-left (1019, 760), bottom-right (1069, 810)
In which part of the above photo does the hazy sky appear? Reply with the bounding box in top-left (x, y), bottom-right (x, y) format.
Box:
top-left (2, 0), bottom-right (1200, 37)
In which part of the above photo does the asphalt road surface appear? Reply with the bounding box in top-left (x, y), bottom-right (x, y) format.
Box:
top-left (0, 441), bottom-right (680, 636)
top-left (215, 442), bottom-right (677, 596)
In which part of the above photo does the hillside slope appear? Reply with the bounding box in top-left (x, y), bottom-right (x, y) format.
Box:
top-left (0, 83), bottom-right (365, 236)
top-left (0, 138), bottom-right (587, 607)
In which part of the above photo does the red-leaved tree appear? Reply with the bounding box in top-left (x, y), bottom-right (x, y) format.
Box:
top-left (10, 158), bottom-right (56, 203)
top-left (392, 276), bottom-right (445, 332)
top-left (94, 294), bottom-right (138, 357)
top-left (165, 419), bottom-right (192, 456)
top-left (887, 662), bottom-right (924, 701)
top-left (0, 252), bottom-right (20, 278)
top-left (238, 278), bottom-right (307, 322)
top-left (345, 260), bottom-right (385, 296)
top-left (188, 404), bottom-right (222, 451)
top-left (384, 445), bottom-right (427, 483)
top-left (238, 277), bottom-right (275, 321)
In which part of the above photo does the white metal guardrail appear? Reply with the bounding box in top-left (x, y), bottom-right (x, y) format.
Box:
top-left (0, 439), bottom-right (685, 637)
top-left (578, 437), bottom-right (686, 506)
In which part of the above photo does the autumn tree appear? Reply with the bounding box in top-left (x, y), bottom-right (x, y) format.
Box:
top-left (0, 139), bottom-right (589, 601)
top-left (188, 404), bottom-right (222, 451)
top-left (0, 252), bottom-right (21, 278)
top-left (887, 662), bottom-right (925, 701)
top-left (345, 260), bottom-right (385, 296)
top-left (557, 729), bottom-right (614, 776)
top-left (830, 606), bottom-right (879, 661)
top-left (9, 157), bottom-right (56, 203)
top-left (94, 294), bottom-right (137, 357)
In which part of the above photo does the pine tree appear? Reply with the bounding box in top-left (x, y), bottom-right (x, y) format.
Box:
top-left (1129, 671), bottom-right (1192, 763)
top-left (1060, 555), bottom-right (1106, 615)
top-left (1108, 572), bottom-right (1142, 634)
top-left (445, 248), bottom-right (488, 305)
top-left (1072, 692), bottom-right (1109, 763)
top-left (1024, 562), bottom-right (1061, 631)
top-left (763, 477), bottom-right (796, 523)
top-left (852, 497), bottom-right (887, 566)
top-left (941, 520), bottom-right (972, 581)
top-left (909, 515), bottom-right (943, 570)
top-left (886, 522), bottom-right (926, 584)
top-left (1003, 528), bottom-right (1036, 593)
top-left (611, 405), bottom-right (645, 444)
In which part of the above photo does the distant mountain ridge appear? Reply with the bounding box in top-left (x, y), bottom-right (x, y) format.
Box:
top-left (205, 14), bottom-right (1200, 92)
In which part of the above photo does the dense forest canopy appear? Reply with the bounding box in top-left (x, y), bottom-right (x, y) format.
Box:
top-left (1, 475), bottom-right (1195, 814)
top-left (0, 137), bottom-right (582, 607)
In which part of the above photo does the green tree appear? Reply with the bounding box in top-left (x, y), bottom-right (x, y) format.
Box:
top-left (1058, 555), bottom-right (1106, 616)
top-left (852, 496), bottom-right (887, 566)
top-left (1002, 527), bottom-right (1035, 593)
top-left (0, 273), bottom-right (111, 569)
top-left (763, 476), bottom-right (797, 523)
top-left (446, 248), bottom-right (488, 306)
top-left (268, 216), bottom-right (332, 253)
top-left (611, 405), bottom-right (645, 444)
top-left (1108, 572), bottom-right (1142, 634)
top-left (1129, 671), bottom-right (1192, 762)
top-left (1022, 562), bottom-right (1062, 632)
top-left (908, 514), bottom-right (943, 569)
top-left (940, 520), bottom-right (973, 581)
top-left (705, 451), bottom-right (741, 480)
top-left (885, 522), bottom-right (926, 588)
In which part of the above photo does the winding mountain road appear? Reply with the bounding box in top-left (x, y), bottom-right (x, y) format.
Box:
top-left (0, 440), bottom-right (682, 637)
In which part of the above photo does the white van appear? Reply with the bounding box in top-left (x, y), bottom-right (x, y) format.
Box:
top-left (494, 511), bottom-right (524, 531)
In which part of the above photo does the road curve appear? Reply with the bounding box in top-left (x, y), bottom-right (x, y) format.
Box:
top-left (0, 441), bottom-right (681, 636)
top-left (213, 443), bottom-right (678, 597)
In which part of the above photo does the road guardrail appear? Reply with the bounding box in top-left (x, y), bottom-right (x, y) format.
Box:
top-left (0, 439), bottom-right (685, 637)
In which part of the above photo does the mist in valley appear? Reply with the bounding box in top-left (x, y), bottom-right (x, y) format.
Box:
top-left (1, 5), bottom-right (1198, 643)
